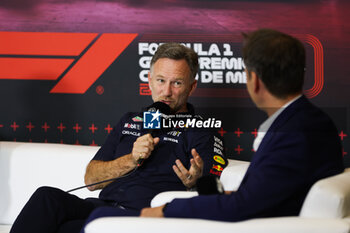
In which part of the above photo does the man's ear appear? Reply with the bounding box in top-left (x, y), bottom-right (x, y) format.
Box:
top-left (250, 71), bottom-right (260, 94)
top-left (148, 72), bottom-right (152, 92)
top-left (189, 80), bottom-right (197, 96)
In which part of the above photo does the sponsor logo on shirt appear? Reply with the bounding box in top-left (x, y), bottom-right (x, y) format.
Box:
top-left (214, 142), bottom-right (224, 151)
top-left (213, 155), bottom-right (226, 165)
top-left (211, 164), bottom-right (224, 172)
top-left (163, 137), bottom-right (179, 143)
top-left (214, 136), bottom-right (223, 145)
top-left (132, 116), bottom-right (143, 122)
top-left (213, 135), bottom-right (224, 156)
top-left (124, 123), bottom-right (141, 130)
top-left (167, 131), bottom-right (182, 137)
top-left (209, 170), bottom-right (222, 176)
top-left (122, 130), bottom-right (141, 137)
top-left (214, 147), bottom-right (223, 156)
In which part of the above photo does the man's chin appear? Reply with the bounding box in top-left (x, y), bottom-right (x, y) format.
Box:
top-left (168, 105), bottom-right (177, 113)
top-left (166, 104), bottom-right (178, 113)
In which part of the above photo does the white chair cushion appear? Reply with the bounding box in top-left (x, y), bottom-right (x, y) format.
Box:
top-left (151, 191), bottom-right (198, 207)
top-left (0, 225), bottom-right (11, 233)
top-left (300, 169), bottom-right (350, 218)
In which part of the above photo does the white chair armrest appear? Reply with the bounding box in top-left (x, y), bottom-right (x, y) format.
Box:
top-left (220, 159), bottom-right (249, 191)
top-left (300, 169), bottom-right (350, 219)
top-left (0, 142), bottom-right (100, 224)
top-left (0, 225), bottom-right (11, 233)
top-left (151, 191), bottom-right (198, 207)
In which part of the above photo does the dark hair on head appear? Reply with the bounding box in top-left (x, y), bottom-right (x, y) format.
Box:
top-left (150, 43), bottom-right (199, 81)
top-left (242, 29), bottom-right (305, 99)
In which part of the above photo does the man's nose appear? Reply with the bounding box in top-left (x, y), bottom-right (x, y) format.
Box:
top-left (163, 82), bottom-right (172, 96)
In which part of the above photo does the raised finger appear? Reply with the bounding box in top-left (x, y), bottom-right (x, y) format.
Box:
top-left (175, 159), bottom-right (189, 174)
top-left (173, 164), bottom-right (186, 181)
top-left (190, 158), bottom-right (200, 171)
top-left (191, 148), bottom-right (203, 167)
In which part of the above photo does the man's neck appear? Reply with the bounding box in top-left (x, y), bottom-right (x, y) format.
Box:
top-left (262, 93), bottom-right (302, 117)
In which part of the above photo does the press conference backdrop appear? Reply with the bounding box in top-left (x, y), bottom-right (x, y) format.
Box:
top-left (0, 0), bottom-right (349, 167)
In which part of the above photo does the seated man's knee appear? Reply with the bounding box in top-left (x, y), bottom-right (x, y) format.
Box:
top-left (86, 207), bottom-right (114, 221)
top-left (32, 186), bottom-right (65, 202)
top-left (86, 206), bottom-right (139, 223)
top-left (34, 186), bottom-right (60, 195)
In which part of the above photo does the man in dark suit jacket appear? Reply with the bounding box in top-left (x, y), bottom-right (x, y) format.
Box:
top-left (82, 29), bottom-right (344, 223)
top-left (139, 29), bottom-right (344, 220)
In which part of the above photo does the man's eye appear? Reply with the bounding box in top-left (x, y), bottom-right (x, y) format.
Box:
top-left (157, 79), bottom-right (165, 83)
top-left (174, 81), bottom-right (183, 87)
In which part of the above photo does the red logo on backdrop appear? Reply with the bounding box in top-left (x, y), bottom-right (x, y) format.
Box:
top-left (0, 32), bottom-right (137, 94)
top-left (139, 83), bottom-right (152, 95)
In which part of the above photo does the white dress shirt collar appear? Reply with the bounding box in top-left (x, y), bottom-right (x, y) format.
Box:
top-left (253, 95), bottom-right (302, 152)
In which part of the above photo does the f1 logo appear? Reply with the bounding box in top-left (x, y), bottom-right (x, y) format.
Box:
top-left (138, 34), bottom-right (323, 99)
top-left (143, 110), bottom-right (161, 129)
top-left (0, 32), bottom-right (138, 94)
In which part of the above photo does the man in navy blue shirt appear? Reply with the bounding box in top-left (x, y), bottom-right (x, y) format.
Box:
top-left (10, 43), bottom-right (226, 233)
top-left (138, 29), bottom-right (344, 220)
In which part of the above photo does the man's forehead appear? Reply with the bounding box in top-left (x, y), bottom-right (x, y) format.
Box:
top-left (153, 73), bottom-right (187, 81)
top-left (151, 59), bottom-right (190, 77)
top-left (152, 57), bottom-right (188, 66)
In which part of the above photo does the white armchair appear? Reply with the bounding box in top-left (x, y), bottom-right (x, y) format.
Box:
top-left (85, 160), bottom-right (350, 233)
top-left (0, 141), bottom-right (101, 233)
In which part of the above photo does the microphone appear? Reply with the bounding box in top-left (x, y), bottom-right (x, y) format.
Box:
top-left (146, 101), bottom-right (172, 116)
top-left (137, 101), bottom-right (172, 166)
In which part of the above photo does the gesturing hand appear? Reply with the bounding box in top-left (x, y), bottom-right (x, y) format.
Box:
top-left (173, 148), bottom-right (203, 188)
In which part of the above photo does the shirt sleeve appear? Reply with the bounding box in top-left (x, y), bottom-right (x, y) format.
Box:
top-left (91, 113), bottom-right (129, 161)
top-left (187, 129), bottom-right (227, 177)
